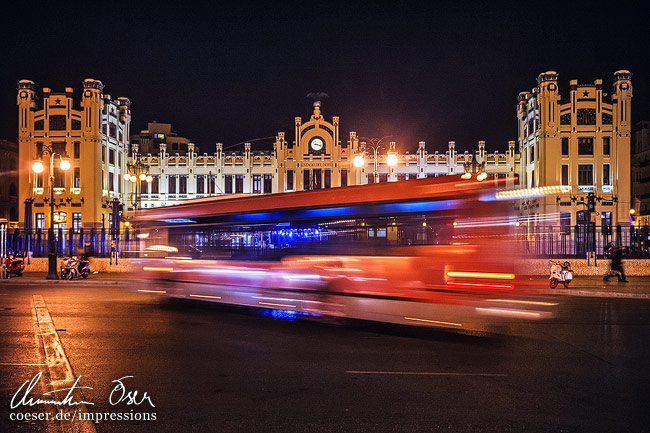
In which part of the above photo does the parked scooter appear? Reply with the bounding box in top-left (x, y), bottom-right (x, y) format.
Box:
top-left (60, 256), bottom-right (90, 280)
top-left (5, 254), bottom-right (25, 277)
top-left (549, 260), bottom-right (573, 288)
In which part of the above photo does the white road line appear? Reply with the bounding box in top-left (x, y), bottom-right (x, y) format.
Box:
top-left (0, 362), bottom-right (47, 366)
top-left (32, 295), bottom-right (97, 433)
top-left (346, 371), bottom-right (508, 376)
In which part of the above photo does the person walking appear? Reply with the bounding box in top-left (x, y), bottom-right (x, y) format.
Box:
top-left (604, 244), bottom-right (628, 282)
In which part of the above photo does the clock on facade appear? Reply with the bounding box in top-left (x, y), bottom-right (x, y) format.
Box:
top-left (309, 137), bottom-right (324, 153)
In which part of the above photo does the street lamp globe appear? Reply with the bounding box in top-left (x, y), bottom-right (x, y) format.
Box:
top-left (59, 158), bottom-right (71, 171)
top-left (146, 175), bottom-right (153, 183)
top-left (130, 176), bottom-right (137, 183)
top-left (353, 155), bottom-right (365, 168)
top-left (32, 160), bottom-right (44, 173)
top-left (139, 173), bottom-right (146, 181)
top-left (124, 173), bottom-right (132, 181)
top-left (386, 153), bottom-right (398, 167)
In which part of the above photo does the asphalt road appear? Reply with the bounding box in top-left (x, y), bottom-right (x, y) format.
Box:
top-left (1, 281), bottom-right (650, 433)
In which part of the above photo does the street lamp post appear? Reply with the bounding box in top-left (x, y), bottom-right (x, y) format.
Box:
top-left (32, 146), bottom-right (71, 280)
top-left (124, 153), bottom-right (152, 211)
top-left (356, 136), bottom-right (394, 183)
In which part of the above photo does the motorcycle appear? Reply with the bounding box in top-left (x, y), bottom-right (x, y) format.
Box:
top-left (4, 255), bottom-right (25, 277)
top-left (60, 256), bottom-right (90, 280)
top-left (549, 260), bottom-right (573, 288)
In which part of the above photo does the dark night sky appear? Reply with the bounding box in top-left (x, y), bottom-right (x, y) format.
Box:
top-left (1, 2), bottom-right (648, 154)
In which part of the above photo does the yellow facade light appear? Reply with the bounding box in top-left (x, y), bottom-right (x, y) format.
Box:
top-left (630, 209), bottom-right (636, 215)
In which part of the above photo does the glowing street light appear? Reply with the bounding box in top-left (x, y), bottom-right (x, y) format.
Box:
top-left (59, 158), bottom-right (71, 171)
top-left (386, 153), bottom-right (398, 167)
top-left (31, 145), bottom-right (71, 280)
top-left (32, 160), bottom-right (44, 173)
top-left (353, 155), bottom-right (365, 168)
top-left (124, 173), bottom-right (132, 181)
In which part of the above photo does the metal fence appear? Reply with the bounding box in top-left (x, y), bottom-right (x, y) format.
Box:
top-left (517, 224), bottom-right (650, 259)
top-left (4, 228), bottom-right (143, 260)
top-left (3, 224), bottom-right (650, 260)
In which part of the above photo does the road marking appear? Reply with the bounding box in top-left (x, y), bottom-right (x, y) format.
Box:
top-left (189, 294), bottom-right (222, 299)
top-left (0, 362), bottom-right (47, 366)
top-left (32, 295), bottom-right (97, 433)
top-left (259, 301), bottom-right (297, 308)
top-left (137, 289), bottom-right (167, 294)
top-left (346, 371), bottom-right (507, 376)
top-left (403, 317), bottom-right (462, 327)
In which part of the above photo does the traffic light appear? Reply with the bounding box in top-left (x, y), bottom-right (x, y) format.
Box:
top-left (587, 192), bottom-right (595, 212)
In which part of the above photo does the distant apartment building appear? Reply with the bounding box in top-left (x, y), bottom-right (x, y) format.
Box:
top-left (130, 122), bottom-right (193, 156)
top-left (0, 139), bottom-right (18, 223)
top-left (632, 121), bottom-right (650, 225)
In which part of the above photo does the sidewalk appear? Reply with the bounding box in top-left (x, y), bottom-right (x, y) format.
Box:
top-left (0, 272), bottom-right (141, 285)
top-left (521, 275), bottom-right (650, 299)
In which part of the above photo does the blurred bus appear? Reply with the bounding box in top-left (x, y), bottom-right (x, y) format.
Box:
top-left (131, 176), bottom-right (555, 331)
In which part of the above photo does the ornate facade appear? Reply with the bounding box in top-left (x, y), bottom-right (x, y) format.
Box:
top-left (17, 79), bottom-right (131, 230)
top-left (516, 70), bottom-right (632, 227)
top-left (131, 102), bottom-right (520, 209)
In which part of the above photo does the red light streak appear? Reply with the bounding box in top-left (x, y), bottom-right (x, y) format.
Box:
top-left (447, 281), bottom-right (513, 290)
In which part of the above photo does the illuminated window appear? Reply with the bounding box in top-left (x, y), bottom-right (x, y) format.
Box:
top-left (578, 164), bottom-right (593, 186)
top-left (72, 213), bottom-right (82, 233)
top-left (74, 167), bottom-right (80, 188)
top-left (253, 174), bottom-right (261, 193)
top-left (36, 213), bottom-right (45, 230)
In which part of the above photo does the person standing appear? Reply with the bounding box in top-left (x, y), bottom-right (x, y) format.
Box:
top-left (604, 245), bottom-right (628, 282)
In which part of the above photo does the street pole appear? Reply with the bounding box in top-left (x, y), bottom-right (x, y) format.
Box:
top-left (46, 154), bottom-right (58, 280)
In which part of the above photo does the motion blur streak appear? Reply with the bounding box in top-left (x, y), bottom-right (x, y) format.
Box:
top-left (189, 294), bottom-right (222, 299)
top-left (143, 267), bottom-right (174, 272)
top-left (447, 281), bottom-right (514, 290)
top-left (475, 308), bottom-right (544, 319)
top-left (485, 299), bottom-right (559, 306)
top-left (259, 302), bottom-right (297, 308)
top-left (404, 317), bottom-right (463, 327)
top-left (446, 272), bottom-right (515, 280)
